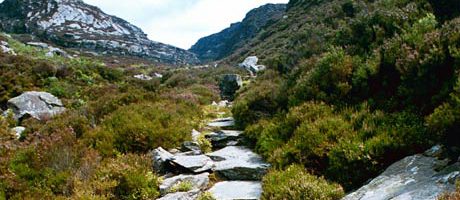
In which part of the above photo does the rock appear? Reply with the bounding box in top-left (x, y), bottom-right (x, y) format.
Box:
top-left (6, 91), bottom-right (65, 121)
top-left (206, 130), bottom-right (243, 148)
top-left (342, 146), bottom-right (460, 200)
top-left (170, 155), bottom-right (214, 173)
top-left (424, 145), bottom-right (445, 158)
top-left (191, 129), bottom-right (201, 142)
top-left (218, 100), bottom-right (230, 107)
top-left (27, 42), bottom-right (49, 49)
top-left (48, 47), bottom-right (72, 58)
top-left (181, 141), bottom-right (201, 152)
top-left (207, 117), bottom-right (235, 128)
top-left (160, 173), bottom-right (209, 194)
top-left (133, 74), bottom-right (153, 81)
top-left (219, 74), bottom-right (243, 101)
top-left (157, 189), bottom-right (200, 200)
top-left (207, 146), bottom-right (270, 180)
top-left (0, 41), bottom-right (16, 55)
top-left (239, 56), bottom-right (266, 74)
top-left (154, 73), bottom-right (163, 78)
top-left (11, 126), bottom-right (25, 138)
top-left (208, 181), bottom-right (262, 200)
top-left (151, 147), bottom-right (174, 173)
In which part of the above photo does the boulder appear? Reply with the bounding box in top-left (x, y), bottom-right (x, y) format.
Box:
top-left (208, 181), bottom-right (262, 200)
top-left (207, 146), bottom-right (270, 180)
top-left (239, 56), bottom-right (266, 74)
top-left (342, 146), bottom-right (460, 200)
top-left (170, 155), bottom-right (214, 173)
top-left (219, 74), bottom-right (243, 101)
top-left (160, 173), bottom-right (209, 194)
top-left (0, 41), bottom-right (16, 55)
top-left (151, 147), bottom-right (174, 173)
top-left (207, 117), bottom-right (235, 128)
top-left (6, 92), bottom-right (65, 121)
top-left (11, 126), bottom-right (25, 139)
top-left (205, 130), bottom-right (243, 148)
top-left (157, 189), bottom-right (200, 200)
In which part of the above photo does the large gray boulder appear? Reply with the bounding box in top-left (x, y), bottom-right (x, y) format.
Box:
top-left (219, 74), bottom-right (243, 101)
top-left (6, 91), bottom-right (65, 121)
top-left (160, 173), bottom-right (209, 194)
top-left (239, 56), bottom-right (266, 74)
top-left (342, 146), bottom-right (460, 200)
top-left (170, 155), bottom-right (214, 173)
top-left (208, 181), bottom-right (262, 200)
top-left (207, 146), bottom-right (270, 180)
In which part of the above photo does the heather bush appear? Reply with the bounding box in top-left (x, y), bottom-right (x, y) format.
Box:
top-left (262, 165), bottom-right (344, 200)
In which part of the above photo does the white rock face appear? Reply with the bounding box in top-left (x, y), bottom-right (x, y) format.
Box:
top-left (11, 126), bottom-right (26, 138)
top-left (239, 56), bottom-right (266, 74)
top-left (133, 74), bottom-right (153, 81)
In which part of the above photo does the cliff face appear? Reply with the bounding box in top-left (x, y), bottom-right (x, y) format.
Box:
top-left (0, 0), bottom-right (200, 65)
top-left (189, 4), bottom-right (286, 62)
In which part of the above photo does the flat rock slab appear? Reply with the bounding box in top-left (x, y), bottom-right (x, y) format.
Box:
top-left (207, 117), bottom-right (235, 128)
top-left (157, 189), bottom-right (200, 200)
top-left (171, 155), bottom-right (214, 173)
top-left (208, 181), bottom-right (262, 200)
top-left (160, 173), bottom-right (210, 194)
top-left (342, 149), bottom-right (460, 200)
top-left (206, 130), bottom-right (243, 148)
top-left (207, 146), bottom-right (270, 180)
top-left (151, 147), bottom-right (174, 173)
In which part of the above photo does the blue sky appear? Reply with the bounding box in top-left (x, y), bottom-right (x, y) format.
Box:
top-left (82, 0), bottom-right (289, 49)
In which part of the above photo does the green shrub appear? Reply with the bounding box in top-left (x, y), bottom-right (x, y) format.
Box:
top-left (262, 165), bottom-right (344, 200)
top-left (197, 192), bottom-right (216, 200)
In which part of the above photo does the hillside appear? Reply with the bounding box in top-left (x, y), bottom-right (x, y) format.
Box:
top-left (229, 0), bottom-right (460, 198)
top-left (0, 0), bottom-right (199, 65)
top-left (189, 3), bottom-right (286, 62)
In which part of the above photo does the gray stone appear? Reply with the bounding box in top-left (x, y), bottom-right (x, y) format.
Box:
top-left (157, 189), bottom-right (200, 200)
top-left (208, 181), bottom-right (262, 200)
top-left (219, 74), bottom-right (243, 101)
top-left (171, 155), bottom-right (214, 173)
top-left (191, 129), bottom-right (201, 142)
top-left (424, 145), bottom-right (444, 158)
top-left (181, 141), bottom-right (201, 152)
top-left (7, 91), bottom-right (65, 121)
top-left (239, 56), bottom-right (266, 74)
top-left (342, 149), bottom-right (460, 200)
top-left (207, 146), bottom-right (270, 180)
top-left (160, 173), bottom-right (209, 194)
top-left (151, 147), bottom-right (174, 173)
top-left (11, 126), bottom-right (25, 139)
top-left (207, 117), bottom-right (235, 128)
top-left (206, 130), bottom-right (243, 148)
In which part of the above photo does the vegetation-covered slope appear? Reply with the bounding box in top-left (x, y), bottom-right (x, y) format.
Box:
top-left (230, 0), bottom-right (460, 198)
top-left (0, 33), bottom-right (243, 199)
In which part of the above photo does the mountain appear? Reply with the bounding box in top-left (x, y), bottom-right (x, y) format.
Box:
top-left (0, 0), bottom-right (200, 65)
top-left (189, 3), bottom-right (286, 62)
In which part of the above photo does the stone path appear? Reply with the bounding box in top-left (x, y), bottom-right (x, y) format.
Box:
top-left (154, 102), bottom-right (269, 200)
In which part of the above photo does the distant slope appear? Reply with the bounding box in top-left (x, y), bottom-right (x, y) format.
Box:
top-left (0, 0), bottom-right (199, 65)
top-left (189, 3), bottom-right (286, 62)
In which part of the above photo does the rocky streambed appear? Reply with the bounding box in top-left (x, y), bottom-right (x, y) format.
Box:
top-left (152, 105), bottom-right (270, 200)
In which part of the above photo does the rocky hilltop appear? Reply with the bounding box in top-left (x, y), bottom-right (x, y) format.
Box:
top-left (189, 3), bottom-right (286, 62)
top-left (0, 0), bottom-right (199, 65)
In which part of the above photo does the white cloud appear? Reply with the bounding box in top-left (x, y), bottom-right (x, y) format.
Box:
top-left (82, 0), bottom-right (289, 49)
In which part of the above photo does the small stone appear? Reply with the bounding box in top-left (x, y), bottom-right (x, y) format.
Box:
top-left (424, 145), bottom-right (444, 158)
top-left (207, 117), bottom-right (235, 128)
top-left (181, 141), bottom-right (201, 152)
top-left (205, 130), bottom-right (243, 148)
top-left (133, 74), bottom-right (153, 81)
top-left (11, 126), bottom-right (26, 138)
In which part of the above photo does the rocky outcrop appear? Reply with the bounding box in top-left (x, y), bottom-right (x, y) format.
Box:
top-left (0, 0), bottom-right (199, 65)
top-left (207, 117), bottom-right (236, 128)
top-left (27, 42), bottom-right (71, 58)
top-left (190, 4), bottom-right (286, 62)
top-left (5, 91), bottom-right (65, 121)
top-left (342, 145), bottom-right (460, 200)
top-left (219, 75), bottom-right (243, 101)
top-left (0, 40), bottom-right (16, 55)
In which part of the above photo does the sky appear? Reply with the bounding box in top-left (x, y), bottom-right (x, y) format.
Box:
top-left (80, 0), bottom-right (288, 49)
